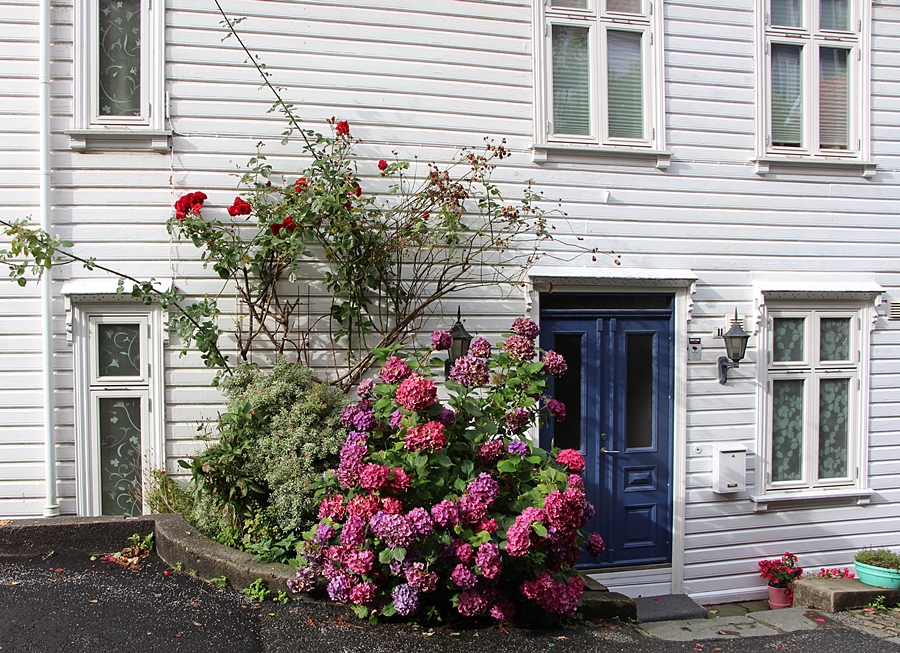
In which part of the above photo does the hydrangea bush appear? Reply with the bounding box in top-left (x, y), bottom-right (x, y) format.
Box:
top-left (290, 318), bottom-right (605, 623)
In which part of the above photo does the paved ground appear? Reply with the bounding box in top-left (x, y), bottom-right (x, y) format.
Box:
top-left (2, 550), bottom-right (900, 653)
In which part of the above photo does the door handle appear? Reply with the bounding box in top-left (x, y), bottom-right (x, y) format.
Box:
top-left (601, 447), bottom-right (620, 455)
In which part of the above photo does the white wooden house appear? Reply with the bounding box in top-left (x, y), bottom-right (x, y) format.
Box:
top-left (2, 0), bottom-right (900, 604)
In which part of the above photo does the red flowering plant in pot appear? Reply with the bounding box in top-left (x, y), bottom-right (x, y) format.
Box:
top-left (759, 552), bottom-right (803, 608)
top-left (288, 317), bottom-right (605, 624)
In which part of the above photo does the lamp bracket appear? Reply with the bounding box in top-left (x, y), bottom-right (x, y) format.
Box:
top-left (718, 356), bottom-right (739, 385)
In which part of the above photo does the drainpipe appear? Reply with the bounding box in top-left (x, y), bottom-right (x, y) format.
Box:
top-left (40, 0), bottom-right (59, 518)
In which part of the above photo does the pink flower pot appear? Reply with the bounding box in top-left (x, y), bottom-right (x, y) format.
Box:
top-left (767, 583), bottom-right (792, 610)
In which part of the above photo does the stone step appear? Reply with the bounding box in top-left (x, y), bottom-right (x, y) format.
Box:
top-left (794, 577), bottom-right (900, 612)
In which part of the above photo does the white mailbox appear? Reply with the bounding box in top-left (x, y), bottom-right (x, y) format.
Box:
top-left (712, 443), bottom-right (747, 494)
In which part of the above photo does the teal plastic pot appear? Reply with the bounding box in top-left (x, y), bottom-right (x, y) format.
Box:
top-left (855, 561), bottom-right (900, 590)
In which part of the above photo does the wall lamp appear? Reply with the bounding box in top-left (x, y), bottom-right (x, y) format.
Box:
top-left (444, 307), bottom-right (473, 379)
top-left (718, 309), bottom-right (751, 385)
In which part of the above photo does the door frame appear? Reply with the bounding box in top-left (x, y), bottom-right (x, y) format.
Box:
top-left (526, 268), bottom-right (694, 594)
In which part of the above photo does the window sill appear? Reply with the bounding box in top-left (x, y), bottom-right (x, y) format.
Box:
top-left (754, 156), bottom-right (876, 178)
top-left (750, 487), bottom-right (873, 511)
top-left (533, 143), bottom-right (671, 170)
top-left (66, 129), bottom-right (171, 153)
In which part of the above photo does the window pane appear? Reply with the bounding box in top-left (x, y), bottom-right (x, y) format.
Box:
top-left (552, 0), bottom-right (589, 8)
top-left (820, 0), bottom-right (849, 30)
top-left (99, 397), bottom-right (143, 516)
top-left (820, 317), bottom-right (851, 361)
top-left (773, 317), bottom-right (805, 362)
top-left (98, 0), bottom-right (142, 117)
top-left (626, 334), bottom-right (654, 449)
top-left (819, 378), bottom-right (849, 479)
top-left (607, 0), bottom-right (642, 14)
top-left (97, 323), bottom-right (141, 376)
top-left (819, 48), bottom-right (849, 150)
top-left (771, 44), bottom-right (803, 147)
top-left (607, 30), bottom-right (644, 139)
top-left (771, 0), bottom-right (802, 27)
top-left (552, 334), bottom-right (583, 450)
top-left (552, 25), bottom-right (591, 136)
top-left (772, 379), bottom-right (804, 482)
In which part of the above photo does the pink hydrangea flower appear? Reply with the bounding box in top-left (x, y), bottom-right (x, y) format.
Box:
top-left (587, 532), bottom-right (605, 557)
top-left (453, 540), bottom-right (475, 565)
top-left (511, 317), bottom-right (541, 340)
top-left (458, 494), bottom-right (488, 525)
top-left (405, 564), bottom-right (438, 593)
top-left (466, 472), bottom-right (500, 507)
top-left (347, 494), bottom-right (381, 521)
top-left (477, 440), bottom-right (505, 464)
top-left (505, 523), bottom-right (531, 557)
top-left (345, 549), bottom-right (375, 575)
top-left (404, 421), bottom-right (446, 451)
top-left (547, 399), bottom-right (566, 422)
top-left (475, 542), bottom-right (502, 579)
top-left (490, 598), bottom-right (517, 621)
top-left (407, 507), bottom-right (434, 538)
top-left (379, 356), bottom-right (412, 384)
top-left (349, 581), bottom-right (377, 605)
top-left (468, 336), bottom-right (491, 359)
top-left (431, 330), bottom-right (452, 351)
top-left (396, 374), bottom-right (437, 412)
top-left (449, 356), bottom-right (489, 387)
top-left (359, 463), bottom-right (391, 491)
top-left (541, 350), bottom-right (568, 378)
top-left (431, 500), bottom-right (458, 528)
top-left (451, 564), bottom-right (478, 589)
top-left (340, 516), bottom-right (367, 549)
top-left (387, 466), bottom-right (412, 494)
top-left (318, 494), bottom-right (345, 520)
top-left (381, 497), bottom-right (403, 514)
top-left (456, 589), bottom-right (490, 616)
top-left (356, 378), bottom-right (375, 399)
top-left (504, 407), bottom-right (531, 433)
top-left (544, 486), bottom-right (586, 535)
top-left (556, 449), bottom-right (585, 473)
top-left (503, 335), bottom-right (536, 361)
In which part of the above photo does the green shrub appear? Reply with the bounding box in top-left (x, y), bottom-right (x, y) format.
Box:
top-left (146, 469), bottom-right (195, 515)
top-left (856, 548), bottom-right (900, 570)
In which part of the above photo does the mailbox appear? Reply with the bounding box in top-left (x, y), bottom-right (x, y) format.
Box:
top-left (712, 443), bottom-right (747, 494)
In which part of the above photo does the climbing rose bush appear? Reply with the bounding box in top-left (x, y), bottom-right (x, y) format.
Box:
top-left (290, 318), bottom-right (604, 623)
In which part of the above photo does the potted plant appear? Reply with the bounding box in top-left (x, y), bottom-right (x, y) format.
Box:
top-left (759, 552), bottom-right (803, 609)
top-left (854, 549), bottom-right (900, 590)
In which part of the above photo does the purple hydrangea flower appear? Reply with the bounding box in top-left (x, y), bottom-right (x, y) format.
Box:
top-left (379, 356), bottom-right (412, 384)
top-left (450, 564), bottom-right (478, 589)
top-left (392, 583), bottom-right (421, 616)
top-left (504, 407), bottom-right (531, 433)
top-left (340, 515), bottom-right (367, 549)
top-left (389, 410), bottom-right (405, 428)
top-left (458, 494), bottom-right (488, 524)
top-left (468, 336), bottom-right (491, 359)
top-left (503, 335), bottom-right (536, 361)
top-left (587, 532), bottom-right (605, 557)
top-left (315, 523), bottom-right (335, 544)
top-left (541, 350), bottom-right (568, 378)
top-left (449, 356), bottom-right (489, 387)
top-left (356, 378), bottom-right (375, 399)
top-left (508, 440), bottom-right (529, 458)
top-left (437, 406), bottom-right (456, 427)
top-left (431, 330), bottom-right (452, 351)
top-left (327, 573), bottom-right (353, 603)
top-left (511, 317), bottom-right (541, 340)
top-left (547, 399), bottom-right (566, 422)
top-left (287, 566), bottom-right (317, 594)
top-left (431, 500), bottom-right (458, 528)
top-left (475, 542), bottom-right (502, 579)
top-left (369, 512), bottom-right (414, 548)
top-left (407, 507), bottom-right (434, 538)
top-left (466, 472), bottom-right (500, 507)
top-left (351, 409), bottom-right (376, 432)
top-left (457, 589), bottom-right (490, 616)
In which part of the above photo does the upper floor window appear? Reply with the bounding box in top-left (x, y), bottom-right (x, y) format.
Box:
top-left (70, 0), bottom-right (168, 151)
top-left (759, 0), bottom-right (871, 161)
top-left (535, 0), bottom-right (664, 151)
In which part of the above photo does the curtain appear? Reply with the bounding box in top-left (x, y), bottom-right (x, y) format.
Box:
top-left (607, 30), bottom-right (644, 139)
top-left (771, 44), bottom-right (803, 147)
top-left (552, 25), bottom-right (592, 136)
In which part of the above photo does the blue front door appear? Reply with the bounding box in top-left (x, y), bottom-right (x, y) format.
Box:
top-left (540, 296), bottom-right (674, 567)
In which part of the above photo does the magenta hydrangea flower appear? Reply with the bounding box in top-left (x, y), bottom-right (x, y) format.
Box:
top-left (520, 573), bottom-right (583, 617)
top-left (389, 410), bottom-right (405, 428)
top-left (347, 494), bottom-right (381, 521)
top-left (407, 507), bottom-right (435, 538)
top-left (449, 356), bottom-right (489, 386)
top-left (556, 448), bottom-right (585, 473)
top-left (587, 532), bottom-right (605, 557)
top-left (541, 350), bottom-right (568, 378)
top-left (431, 499), bottom-right (458, 528)
top-left (340, 515), bottom-right (367, 550)
top-left (508, 440), bottom-right (529, 458)
top-left (404, 421), bottom-right (446, 451)
top-left (457, 494), bottom-right (488, 524)
top-left (476, 440), bottom-right (505, 465)
top-left (466, 472), bottom-right (500, 507)
top-left (356, 378), bottom-right (375, 399)
top-left (350, 581), bottom-right (377, 605)
top-left (544, 486), bottom-right (586, 535)
top-left (503, 335), bottom-right (536, 361)
top-left (437, 406), bottom-right (456, 427)
top-left (327, 573), bottom-right (354, 603)
top-left (567, 473), bottom-right (584, 488)
top-left (457, 589), bottom-right (490, 616)
top-left (468, 336), bottom-right (491, 359)
top-left (379, 356), bottom-right (412, 383)
top-left (451, 564), bottom-right (478, 589)
top-left (453, 540), bottom-right (475, 565)
top-left (490, 598), bottom-right (517, 621)
top-left (405, 564), bottom-right (438, 593)
top-left (475, 542), bottom-right (502, 579)
top-left (396, 374), bottom-right (437, 412)
top-left (345, 549), bottom-right (375, 575)
top-left (547, 399), bottom-right (566, 422)
top-left (511, 317), bottom-right (541, 340)
top-left (505, 524), bottom-right (531, 557)
top-left (359, 463), bottom-right (391, 492)
top-left (370, 512), bottom-right (414, 548)
top-left (431, 330), bottom-right (452, 351)
top-left (392, 583), bottom-right (422, 617)
top-left (504, 407), bottom-right (531, 433)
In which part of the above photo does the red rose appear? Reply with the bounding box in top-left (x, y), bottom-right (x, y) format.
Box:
top-left (227, 196), bottom-right (252, 217)
top-left (283, 216), bottom-right (296, 231)
top-left (294, 177), bottom-right (308, 192)
top-left (174, 191), bottom-right (207, 218)
top-left (271, 223), bottom-right (282, 235)
top-left (377, 159), bottom-right (388, 171)
top-left (336, 120), bottom-right (350, 136)
top-left (354, 185), bottom-right (362, 197)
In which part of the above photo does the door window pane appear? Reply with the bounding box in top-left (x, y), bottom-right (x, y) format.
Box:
top-left (819, 48), bottom-right (849, 150)
top-left (820, 0), bottom-right (849, 30)
top-left (552, 25), bottom-right (591, 136)
top-left (773, 317), bottom-right (805, 362)
top-left (99, 397), bottom-right (143, 516)
top-left (552, 334), bottom-right (583, 450)
top-left (771, 0), bottom-right (802, 27)
top-left (626, 334), bottom-right (654, 449)
top-left (818, 378), bottom-right (849, 479)
top-left (772, 379), bottom-right (804, 482)
top-left (771, 44), bottom-right (803, 147)
top-left (820, 317), bottom-right (851, 361)
top-left (607, 0), bottom-right (642, 14)
top-left (98, 0), bottom-right (141, 117)
top-left (97, 323), bottom-right (141, 376)
top-left (607, 30), bottom-right (644, 139)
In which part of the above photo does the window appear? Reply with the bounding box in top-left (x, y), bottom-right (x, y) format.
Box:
top-left (70, 0), bottom-right (168, 151)
top-left (757, 0), bottom-right (872, 164)
top-left (534, 0), bottom-right (664, 152)
top-left (763, 305), bottom-right (864, 493)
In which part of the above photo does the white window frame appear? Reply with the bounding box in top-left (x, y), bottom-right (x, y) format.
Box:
top-left (533, 0), bottom-right (666, 158)
top-left (755, 0), bottom-right (873, 171)
top-left (70, 0), bottom-right (168, 152)
top-left (71, 302), bottom-right (166, 517)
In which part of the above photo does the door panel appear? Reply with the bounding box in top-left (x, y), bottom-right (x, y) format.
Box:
top-left (541, 303), bottom-right (674, 568)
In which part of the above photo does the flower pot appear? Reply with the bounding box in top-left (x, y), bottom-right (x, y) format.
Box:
top-left (855, 561), bottom-right (900, 590)
top-left (767, 584), bottom-right (792, 610)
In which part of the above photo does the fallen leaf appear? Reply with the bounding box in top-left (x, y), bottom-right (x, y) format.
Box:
top-left (422, 632), bottom-right (435, 637)
top-left (717, 630), bottom-right (735, 635)
top-left (192, 622), bottom-right (202, 627)
top-left (8, 582), bottom-right (20, 586)
top-left (556, 636), bottom-right (570, 641)
top-left (307, 617), bottom-right (316, 628)
top-left (88, 599), bottom-right (98, 604)
top-left (146, 632), bottom-right (152, 636)
top-left (815, 618), bottom-right (826, 623)
top-left (451, 632), bottom-right (461, 636)
top-left (599, 633), bottom-right (608, 637)
top-left (173, 633), bottom-right (182, 638)
top-left (54, 568), bottom-right (63, 573)
top-left (713, 649), bottom-right (723, 653)
top-left (268, 613), bottom-right (276, 617)
top-left (0, 520), bottom-right (12, 526)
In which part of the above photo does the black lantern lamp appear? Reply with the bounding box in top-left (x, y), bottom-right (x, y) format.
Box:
top-left (717, 309), bottom-right (751, 385)
top-left (445, 307), bottom-right (473, 379)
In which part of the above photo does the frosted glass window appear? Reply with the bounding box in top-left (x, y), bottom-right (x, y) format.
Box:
top-left (99, 397), bottom-right (143, 516)
top-left (820, 317), bottom-right (851, 361)
top-left (771, 0), bottom-right (802, 27)
top-left (607, 30), bottom-right (644, 139)
top-left (818, 378), bottom-right (849, 479)
top-left (98, 0), bottom-right (142, 117)
top-left (772, 379), bottom-right (805, 482)
top-left (607, 0), bottom-right (642, 14)
top-left (773, 317), bottom-right (805, 362)
top-left (552, 25), bottom-right (591, 136)
top-left (820, 0), bottom-right (849, 30)
top-left (97, 323), bottom-right (141, 377)
top-left (819, 48), bottom-right (849, 150)
top-left (771, 44), bottom-right (803, 147)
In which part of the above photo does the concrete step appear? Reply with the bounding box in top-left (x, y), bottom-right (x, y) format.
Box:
top-left (794, 577), bottom-right (900, 612)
